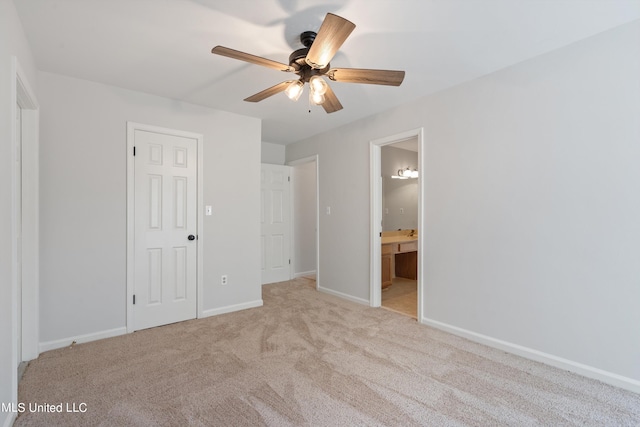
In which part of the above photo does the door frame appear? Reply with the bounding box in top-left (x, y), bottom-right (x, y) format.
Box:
top-left (126, 122), bottom-right (204, 333)
top-left (11, 57), bottom-right (40, 362)
top-left (10, 57), bottom-right (40, 409)
top-left (370, 128), bottom-right (425, 322)
top-left (287, 155), bottom-right (320, 290)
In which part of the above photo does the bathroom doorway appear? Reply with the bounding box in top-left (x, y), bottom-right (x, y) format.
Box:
top-left (380, 140), bottom-right (419, 318)
top-left (370, 129), bottom-right (424, 321)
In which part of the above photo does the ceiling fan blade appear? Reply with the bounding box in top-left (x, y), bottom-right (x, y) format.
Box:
top-left (212, 46), bottom-right (295, 72)
top-left (305, 13), bottom-right (355, 70)
top-left (322, 84), bottom-right (343, 113)
top-left (327, 68), bottom-right (405, 86)
top-left (244, 81), bottom-right (294, 102)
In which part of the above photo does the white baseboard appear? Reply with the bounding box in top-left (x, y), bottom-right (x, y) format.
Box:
top-left (39, 327), bottom-right (127, 353)
top-left (293, 270), bottom-right (316, 279)
top-left (421, 316), bottom-right (640, 394)
top-left (201, 299), bottom-right (263, 318)
top-left (318, 286), bottom-right (369, 306)
top-left (37, 301), bottom-right (265, 353)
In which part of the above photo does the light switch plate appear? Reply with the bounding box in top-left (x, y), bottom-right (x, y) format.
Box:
top-left (205, 205), bottom-right (212, 216)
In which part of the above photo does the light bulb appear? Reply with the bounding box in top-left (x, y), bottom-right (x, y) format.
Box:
top-left (309, 75), bottom-right (328, 95)
top-left (310, 90), bottom-right (325, 105)
top-left (285, 80), bottom-right (304, 101)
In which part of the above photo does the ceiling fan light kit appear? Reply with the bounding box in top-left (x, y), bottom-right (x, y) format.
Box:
top-left (211, 13), bottom-right (405, 113)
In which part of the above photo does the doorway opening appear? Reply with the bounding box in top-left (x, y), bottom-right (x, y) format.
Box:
top-left (370, 129), bottom-right (424, 321)
top-left (288, 155), bottom-right (320, 290)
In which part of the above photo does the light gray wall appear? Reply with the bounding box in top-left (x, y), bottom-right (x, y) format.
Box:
top-left (286, 21), bottom-right (640, 383)
top-left (0, 0), bottom-right (38, 424)
top-left (287, 133), bottom-right (370, 302)
top-left (261, 141), bottom-right (286, 165)
top-left (38, 71), bottom-right (262, 344)
top-left (382, 145), bottom-right (418, 231)
top-left (292, 160), bottom-right (317, 276)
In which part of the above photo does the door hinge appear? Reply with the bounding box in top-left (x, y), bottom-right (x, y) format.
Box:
top-left (133, 295), bottom-right (136, 305)
top-left (288, 176), bottom-right (290, 182)
top-left (380, 232), bottom-right (382, 237)
top-left (133, 146), bottom-right (136, 156)
top-left (289, 259), bottom-right (291, 265)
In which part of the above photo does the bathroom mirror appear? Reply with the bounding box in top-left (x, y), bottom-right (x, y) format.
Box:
top-left (381, 144), bottom-right (418, 231)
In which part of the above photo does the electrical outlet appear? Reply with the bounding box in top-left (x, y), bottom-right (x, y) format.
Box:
top-left (221, 275), bottom-right (228, 285)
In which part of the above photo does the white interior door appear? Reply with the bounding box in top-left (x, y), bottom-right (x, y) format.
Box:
top-left (133, 129), bottom-right (198, 330)
top-left (261, 164), bottom-right (291, 284)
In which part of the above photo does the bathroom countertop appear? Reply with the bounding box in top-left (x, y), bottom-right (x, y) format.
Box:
top-left (381, 235), bottom-right (418, 245)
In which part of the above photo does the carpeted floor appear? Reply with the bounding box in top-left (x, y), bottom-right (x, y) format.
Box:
top-left (15, 278), bottom-right (640, 426)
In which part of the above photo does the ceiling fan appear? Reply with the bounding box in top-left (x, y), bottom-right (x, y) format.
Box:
top-left (211, 13), bottom-right (405, 113)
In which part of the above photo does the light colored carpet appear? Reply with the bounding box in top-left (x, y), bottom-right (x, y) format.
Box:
top-left (381, 277), bottom-right (417, 319)
top-left (15, 278), bottom-right (640, 426)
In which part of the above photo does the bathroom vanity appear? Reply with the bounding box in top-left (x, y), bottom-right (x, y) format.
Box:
top-left (381, 230), bottom-right (418, 289)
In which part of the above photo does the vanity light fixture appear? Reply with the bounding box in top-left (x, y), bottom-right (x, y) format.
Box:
top-left (391, 167), bottom-right (418, 179)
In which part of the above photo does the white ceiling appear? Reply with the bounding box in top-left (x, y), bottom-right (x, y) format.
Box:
top-left (14, 0), bottom-right (640, 145)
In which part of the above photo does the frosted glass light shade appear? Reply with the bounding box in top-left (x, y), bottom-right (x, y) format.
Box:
top-left (285, 80), bottom-right (304, 101)
top-left (310, 90), bottom-right (325, 105)
top-left (309, 75), bottom-right (328, 95)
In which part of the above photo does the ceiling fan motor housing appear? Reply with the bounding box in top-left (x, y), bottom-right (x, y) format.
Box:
top-left (289, 32), bottom-right (330, 81)
top-left (300, 31), bottom-right (317, 48)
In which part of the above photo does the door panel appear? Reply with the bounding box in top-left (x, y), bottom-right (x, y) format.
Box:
top-left (134, 129), bottom-right (197, 330)
top-left (261, 164), bottom-right (291, 284)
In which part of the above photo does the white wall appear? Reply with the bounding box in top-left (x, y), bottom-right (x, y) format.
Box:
top-left (37, 71), bottom-right (262, 346)
top-left (292, 161), bottom-right (317, 277)
top-left (382, 146), bottom-right (418, 231)
top-left (0, 1), bottom-right (38, 425)
top-left (286, 21), bottom-right (640, 387)
top-left (261, 141), bottom-right (286, 165)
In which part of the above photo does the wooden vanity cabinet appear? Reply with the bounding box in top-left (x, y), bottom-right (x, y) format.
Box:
top-left (381, 238), bottom-right (418, 288)
top-left (395, 251), bottom-right (417, 280)
top-left (381, 244), bottom-right (393, 289)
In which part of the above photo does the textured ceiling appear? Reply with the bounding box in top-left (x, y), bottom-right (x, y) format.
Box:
top-left (14, 0), bottom-right (640, 144)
